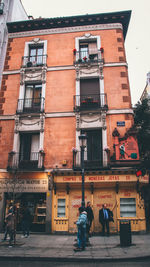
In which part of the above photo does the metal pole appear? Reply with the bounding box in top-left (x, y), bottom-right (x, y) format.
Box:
top-left (81, 146), bottom-right (85, 208)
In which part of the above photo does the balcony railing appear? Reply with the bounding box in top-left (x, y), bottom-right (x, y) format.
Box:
top-left (22, 55), bottom-right (47, 68)
top-left (7, 151), bottom-right (45, 171)
top-left (73, 150), bottom-right (109, 170)
top-left (73, 50), bottom-right (104, 65)
top-left (17, 97), bottom-right (45, 114)
top-left (74, 94), bottom-right (108, 111)
top-left (0, 3), bottom-right (4, 14)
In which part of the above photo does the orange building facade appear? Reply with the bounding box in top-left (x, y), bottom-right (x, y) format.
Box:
top-left (0, 11), bottom-right (148, 233)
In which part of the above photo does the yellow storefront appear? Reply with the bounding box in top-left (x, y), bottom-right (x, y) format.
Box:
top-left (52, 173), bottom-right (148, 233)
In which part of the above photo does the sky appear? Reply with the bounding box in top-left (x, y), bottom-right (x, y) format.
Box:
top-left (21, 0), bottom-right (150, 105)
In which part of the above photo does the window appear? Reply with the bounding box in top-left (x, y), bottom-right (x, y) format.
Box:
top-left (80, 78), bottom-right (100, 109)
top-left (82, 129), bottom-right (102, 168)
top-left (29, 45), bottom-right (44, 65)
top-left (57, 199), bottom-right (66, 217)
top-left (79, 40), bottom-right (98, 61)
top-left (20, 133), bottom-right (39, 162)
top-left (120, 198), bottom-right (136, 217)
top-left (24, 84), bottom-right (42, 111)
top-left (23, 40), bottom-right (47, 67)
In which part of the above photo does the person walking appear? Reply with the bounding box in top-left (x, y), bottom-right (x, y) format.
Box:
top-left (3, 207), bottom-right (15, 247)
top-left (21, 205), bottom-right (31, 238)
top-left (74, 207), bottom-right (87, 252)
top-left (99, 203), bottom-right (114, 236)
top-left (85, 201), bottom-right (94, 242)
top-left (2, 206), bottom-right (14, 243)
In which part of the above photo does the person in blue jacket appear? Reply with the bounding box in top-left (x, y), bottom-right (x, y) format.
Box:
top-left (74, 206), bottom-right (87, 251)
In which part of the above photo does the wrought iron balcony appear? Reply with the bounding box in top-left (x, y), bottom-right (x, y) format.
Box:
top-left (16, 97), bottom-right (45, 114)
top-left (72, 150), bottom-right (109, 170)
top-left (0, 3), bottom-right (4, 14)
top-left (7, 151), bottom-right (45, 171)
top-left (22, 55), bottom-right (47, 68)
top-left (74, 94), bottom-right (108, 111)
top-left (73, 50), bottom-right (104, 65)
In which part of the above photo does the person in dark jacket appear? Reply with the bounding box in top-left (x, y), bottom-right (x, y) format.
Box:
top-left (21, 206), bottom-right (31, 238)
top-left (85, 201), bottom-right (94, 241)
top-left (99, 203), bottom-right (114, 236)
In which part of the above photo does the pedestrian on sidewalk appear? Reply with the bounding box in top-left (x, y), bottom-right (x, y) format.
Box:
top-left (2, 205), bottom-right (14, 243)
top-left (21, 205), bottom-right (31, 238)
top-left (3, 207), bottom-right (15, 247)
top-left (74, 207), bottom-right (87, 252)
top-left (99, 203), bottom-right (114, 236)
top-left (85, 201), bottom-right (94, 242)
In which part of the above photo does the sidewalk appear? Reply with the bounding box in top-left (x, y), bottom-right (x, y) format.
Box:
top-left (0, 233), bottom-right (150, 262)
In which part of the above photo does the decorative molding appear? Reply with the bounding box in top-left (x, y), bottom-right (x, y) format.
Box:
top-left (76, 113), bottom-right (80, 131)
top-left (102, 112), bottom-right (107, 130)
top-left (40, 113), bottom-right (45, 133)
top-left (0, 109), bottom-right (133, 121)
top-left (14, 115), bottom-right (20, 133)
top-left (104, 62), bottom-right (128, 68)
top-left (79, 112), bottom-right (104, 129)
top-left (2, 62), bottom-right (128, 76)
top-left (107, 109), bottom-right (133, 115)
top-left (20, 66), bottom-right (47, 85)
top-left (45, 112), bottom-right (74, 118)
top-left (8, 23), bottom-right (123, 38)
top-left (32, 38), bottom-right (41, 43)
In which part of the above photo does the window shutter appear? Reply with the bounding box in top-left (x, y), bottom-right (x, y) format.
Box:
top-left (30, 134), bottom-right (39, 160)
top-left (89, 42), bottom-right (97, 55)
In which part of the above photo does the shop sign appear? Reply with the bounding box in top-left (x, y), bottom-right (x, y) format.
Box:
top-left (117, 121), bottom-right (125, 127)
top-left (0, 178), bottom-right (48, 192)
top-left (54, 174), bottom-right (149, 183)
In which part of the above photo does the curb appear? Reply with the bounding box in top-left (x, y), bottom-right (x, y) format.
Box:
top-left (0, 255), bottom-right (150, 263)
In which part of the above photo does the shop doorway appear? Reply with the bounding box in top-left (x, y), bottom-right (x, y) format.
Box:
top-left (53, 193), bottom-right (69, 232)
top-left (4, 192), bottom-right (46, 232)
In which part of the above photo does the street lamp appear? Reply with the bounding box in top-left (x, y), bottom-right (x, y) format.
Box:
top-left (79, 134), bottom-right (87, 208)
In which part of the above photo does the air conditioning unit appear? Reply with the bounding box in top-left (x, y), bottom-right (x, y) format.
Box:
top-left (26, 61), bottom-right (33, 67)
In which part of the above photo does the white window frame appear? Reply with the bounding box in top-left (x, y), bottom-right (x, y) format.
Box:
top-left (24, 39), bottom-right (47, 65)
top-left (120, 198), bottom-right (136, 218)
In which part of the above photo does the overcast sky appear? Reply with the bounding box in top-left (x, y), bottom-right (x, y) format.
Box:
top-left (21, 0), bottom-right (150, 105)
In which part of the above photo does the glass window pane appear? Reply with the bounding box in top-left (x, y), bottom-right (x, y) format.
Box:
top-left (57, 199), bottom-right (66, 217)
top-left (120, 198), bottom-right (136, 217)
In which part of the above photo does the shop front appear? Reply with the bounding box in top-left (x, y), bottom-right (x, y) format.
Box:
top-left (52, 173), bottom-right (148, 233)
top-left (0, 175), bottom-right (51, 233)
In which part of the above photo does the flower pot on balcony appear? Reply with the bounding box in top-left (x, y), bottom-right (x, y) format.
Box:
top-left (73, 48), bottom-right (77, 55)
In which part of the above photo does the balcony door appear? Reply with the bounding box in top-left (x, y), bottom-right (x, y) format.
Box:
top-left (19, 133), bottom-right (39, 168)
top-left (82, 129), bottom-right (102, 169)
top-left (24, 84), bottom-right (42, 112)
top-left (29, 45), bottom-right (44, 65)
top-left (79, 41), bottom-right (97, 61)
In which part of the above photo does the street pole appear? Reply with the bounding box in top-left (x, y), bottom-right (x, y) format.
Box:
top-left (79, 133), bottom-right (87, 209)
top-left (81, 145), bottom-right (85, 208)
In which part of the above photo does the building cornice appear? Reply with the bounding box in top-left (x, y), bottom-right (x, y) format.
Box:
top-left (8, 23), bottom-right (123, 38)
top-left (7, 10), bottom-right (131, 39)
